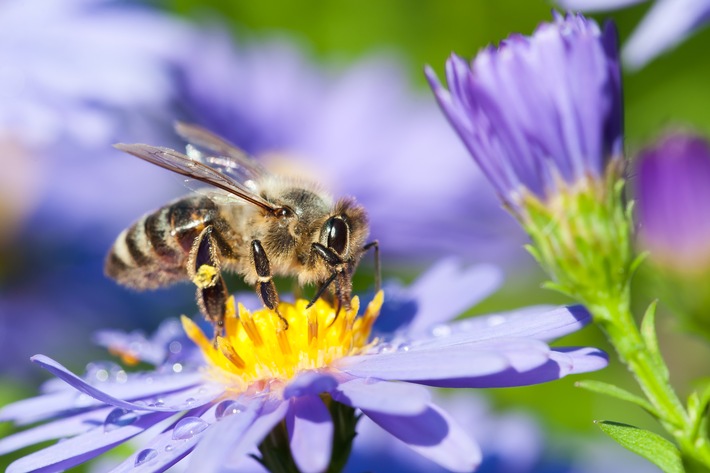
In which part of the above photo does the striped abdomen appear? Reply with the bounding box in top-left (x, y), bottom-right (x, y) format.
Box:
top-left (105, 195), bottom-right (224, 290)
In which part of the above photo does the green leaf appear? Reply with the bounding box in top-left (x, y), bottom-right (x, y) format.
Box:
top-left (576, 380), bottom-right (659, 417)
top-left (640, 300), bottom-right (670, 380)
top-left (595, 421), bottom-right (684, 473)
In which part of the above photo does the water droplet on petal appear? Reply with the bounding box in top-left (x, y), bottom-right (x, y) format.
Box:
top-left (172, 363), bottom-right (183, 373)
top-left (164, 444), bottom-right (174, 452)
top-left (376, 342), bottom-right (394, 354)
top-left (169, 341), bottom-right (182, 354)
top-left (134, 448), bottom-right (158, 466)
top-left (397, 342), bottom-right (411, 352)
top-left (115, 370), bottom-right (128, 383)
top-left (215, 400), bottom-right (246, 419)
top-left (185, 397), bottom-right (195, 406)
top-left (172, 416), bottom-right (209, 440)
top-left (104, 408), bottom-right (139, 432)
top-left (431, 324), bottom-right (451, 338)
top-left (487, 315), bottom-right (505, 327)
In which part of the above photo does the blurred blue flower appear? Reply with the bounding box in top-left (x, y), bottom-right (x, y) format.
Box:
top-left (0, 260), bottom-right (607, 473)
top-left (555, 0), bottom-right (710, 69)
top-left (426, 12), bottom-right (623, 217)
top-left (175, 32), bottom-right (523, 265)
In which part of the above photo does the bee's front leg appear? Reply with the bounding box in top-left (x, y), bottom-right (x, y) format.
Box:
top-left (188, 226), bottom-right (228, 337)
top-left (251, 240), bottom-right (288, 330)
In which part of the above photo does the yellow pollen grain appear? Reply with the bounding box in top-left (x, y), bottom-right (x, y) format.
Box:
top-left (192, 264), bottom-right (219, 288)
top-left (181, 291), bottom-right (384, 387)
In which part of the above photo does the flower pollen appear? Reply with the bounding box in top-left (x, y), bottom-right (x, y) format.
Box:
top-left (181, 292), bottom-right (383, 390)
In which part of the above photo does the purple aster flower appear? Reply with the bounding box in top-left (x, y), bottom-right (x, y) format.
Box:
top-left (555, 0), bottom-right (710, 69)
top-left (636, 133), bottom-right (710, 275)
top-left (426, 11), bottom-right (623, 216)
top-left (175, 32), bottom-right (523, 266)
top-left (425, 12), bottom-right (633, 309)
top-left (0, 260), bottom-right (607, 473)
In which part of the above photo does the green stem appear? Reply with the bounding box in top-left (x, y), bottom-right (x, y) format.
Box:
top-left (591, 296), bottom-right (710, 470)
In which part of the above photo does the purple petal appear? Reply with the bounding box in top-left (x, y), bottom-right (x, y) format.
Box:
top-left (418, 347), bottom-right (608, 388)
top-left (405, 259), bottom-right (503, 334)
top-left (186, 396), bottom-right (264, 473)
top-left (335, 336), bottom-right (549, 382)
top-left (110, 406), bottom-right (216, 473)
top-left (336, 345), bottom-right (511, 381)
top-left (6, 411), bottom-right (173, 473)
top-left (436, 305), bottom-right (591, 343)
top-left (286, 395), bottom-right (333, 473)
top-left (332, 377), bottom-right (430, 416)
top-left (362, 403), bottom-right (481, 472)
top-left (0, 406), bottom-right (112, 455)
top-left (283, 371), bottom-right (338, 399)
top-left (623, 0), bottom-right (710, 69)
top-left (30, 355), bottom-right (218, 413)
top-left (222, 399), bottom-right (290, 467)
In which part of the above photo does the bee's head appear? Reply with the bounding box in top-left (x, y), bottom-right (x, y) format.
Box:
top-left (319, 198), bottom-right (369, 265)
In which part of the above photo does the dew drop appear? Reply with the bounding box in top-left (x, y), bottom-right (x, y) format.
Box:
top-left (164, 444), bottom-right (174, 452)
top-left (115, 370), bottom-right (128, 383)
top-left (376, 342), bottom-right (394, 354)
top-left (134, 448), bottom-right (158, 466)
top-left (487, 315), bottom-right (505, 327)
top-left (397, 342), bottom-right (411, 352)
top-left (172, 363), bottom-right (183, 373)
top-left (104, 408), bottom-right (139, 432)
top-left (185, 397), bottom-right (195, 406)
top-left (215, 400), bottom-right (245, 419)
top-left (431, 324), bottom-right (451, 338)
top-left (172, 416), bottom-right (209, 440)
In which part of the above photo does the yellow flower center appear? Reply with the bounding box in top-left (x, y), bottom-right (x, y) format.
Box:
top-left (181, 292), bottom-right (383, 390)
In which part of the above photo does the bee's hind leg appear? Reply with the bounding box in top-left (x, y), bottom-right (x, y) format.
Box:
top-left (251, 240), bottom-right (288, 330)
top-left (188, 226), bottom-right (228, 338)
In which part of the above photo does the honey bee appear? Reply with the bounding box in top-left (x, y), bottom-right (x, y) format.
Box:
top-left (106, 123), bottom-right (379, 331)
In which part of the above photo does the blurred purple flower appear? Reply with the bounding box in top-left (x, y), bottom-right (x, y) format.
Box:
top-left (636, 133), bottom-right (710, 274)
top-left (176, 32), bottom-right (523, 265)
top-left (0, 0), bottom-right (200, 378)
top-left (426, 12), bottom-right (623, 216)
top-left (0, 260), bottom-right (607, 473)
top-left (0, 0), bottom-right (196, 235)
top-left (555, 0), bottom-right (710, 69)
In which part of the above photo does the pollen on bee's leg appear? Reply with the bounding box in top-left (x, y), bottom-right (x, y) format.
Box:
top-left (217, 337), bottom-right (246, 369)
top-left (192, 264), bottom-right (219, 288)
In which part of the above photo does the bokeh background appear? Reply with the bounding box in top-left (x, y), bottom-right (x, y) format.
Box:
top-left (1, 0), bottom-right (709, 471)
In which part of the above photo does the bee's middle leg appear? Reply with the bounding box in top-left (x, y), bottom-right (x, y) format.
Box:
top-left (188, 225), bottom-right (228, 336)
top-left (251, 240), bottom-right (288, 330)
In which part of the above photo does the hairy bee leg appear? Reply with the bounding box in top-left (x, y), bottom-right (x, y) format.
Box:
top-left (363, 240), bottom-right (381, 292)
top-left (251, 240), bottom-right (288, 330)
top-left (189, 226), bottom-right (228, 336)
top-left (307, 272), bottom-right (338, 308)
top-left (311, 242), bottom-right (352, 326)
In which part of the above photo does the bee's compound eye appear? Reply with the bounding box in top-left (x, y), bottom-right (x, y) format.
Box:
top-left (325, 217), bottom-right (348, 256)
top-left (275, 207), bottom-right (292, 218)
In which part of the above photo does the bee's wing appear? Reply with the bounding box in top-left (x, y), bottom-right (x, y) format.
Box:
top-left (113, 143), bottom-right (277, 213)
top-left (174, 122), bottom-right (268, 183)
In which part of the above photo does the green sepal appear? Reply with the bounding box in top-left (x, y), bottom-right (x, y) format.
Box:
top-left (576, 380), bottom-right (658, 417)
top-left (640, 301), bottom-right (670, 380)
top-left (595, 420), bottom-right (684, 473)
